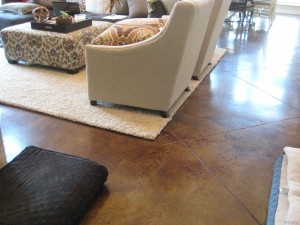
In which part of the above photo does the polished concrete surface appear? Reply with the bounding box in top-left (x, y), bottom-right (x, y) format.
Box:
top-left (1, 14), bottom-right (300, 225)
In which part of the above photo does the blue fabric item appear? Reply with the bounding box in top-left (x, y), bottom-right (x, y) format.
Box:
top-left (267, 154), bottom-right (284, 225)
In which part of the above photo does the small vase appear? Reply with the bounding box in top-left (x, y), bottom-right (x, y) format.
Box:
top-left (56, 17), bottom-right (73, 25)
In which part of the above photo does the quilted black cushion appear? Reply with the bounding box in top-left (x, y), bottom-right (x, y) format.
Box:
top-left (0, 146), bottom-right (108, 225)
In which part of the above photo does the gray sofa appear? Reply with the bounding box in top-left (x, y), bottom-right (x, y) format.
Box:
top-left (0, 0), bottom-right (34, 31)
top-left (0, 0), bottom-right (169, 32)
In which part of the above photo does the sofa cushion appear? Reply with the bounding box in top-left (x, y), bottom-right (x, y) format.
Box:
top-left (85, 0), bottom-right (112, 14)
top-left (29, 0), bottom-right (53, 9)
top-left (111, 0), bottom-right (129, 15)
top-left (147, 0), bottom-right (167, 18)
top-left (0, 2), bottom-right (40, 14)
top-left (127, 0), bottom-right (148, 18)
top-left (92, 18), bottom-right (167, 46)
top-left (0, 10), bottom-right (34, 31)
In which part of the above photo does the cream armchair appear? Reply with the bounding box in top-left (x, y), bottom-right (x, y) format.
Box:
top-left (193, 0), bottom-right (231, 80)
top-left (86, 0), bottom-right (214, 118)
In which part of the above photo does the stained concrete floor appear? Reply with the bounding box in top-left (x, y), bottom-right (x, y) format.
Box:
top-left (1, 13), bottom-right (300, 225)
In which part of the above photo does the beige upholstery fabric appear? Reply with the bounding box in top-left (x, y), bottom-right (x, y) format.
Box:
top-left (193, 0), bottom-right (231, 79)
top-left (86, 0), bottom-right (214, 114)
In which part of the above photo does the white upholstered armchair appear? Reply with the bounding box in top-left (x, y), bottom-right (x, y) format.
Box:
top-left (85, 0), bottom-right (214, 117)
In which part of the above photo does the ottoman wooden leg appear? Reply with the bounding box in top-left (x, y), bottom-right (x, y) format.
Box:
top-left (160, 111), bottom-right (169, 118)
top-left (90, 100), bottom-right (97, 106)
top-left (67, 68), bottom-right (79, 74)
top-left (7, 59), bottom-right (18, 64)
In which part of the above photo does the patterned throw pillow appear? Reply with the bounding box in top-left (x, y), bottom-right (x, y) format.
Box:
top-left (92, 18), bottom-right (167, 46)
top-left (126, 0), bottom-right (148, 18)
top-left (29, 0), bottom-right (54, 9)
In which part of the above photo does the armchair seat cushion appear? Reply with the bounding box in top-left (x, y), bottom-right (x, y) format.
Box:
top-left (92, 18), bottom-right (167, 46)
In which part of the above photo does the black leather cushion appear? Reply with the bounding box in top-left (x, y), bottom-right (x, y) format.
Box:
top-left (0, 146), bottom-right (108, 225)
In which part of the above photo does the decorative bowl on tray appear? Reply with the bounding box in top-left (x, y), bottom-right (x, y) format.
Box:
top-left (55, 11), bottom-right (73, 25)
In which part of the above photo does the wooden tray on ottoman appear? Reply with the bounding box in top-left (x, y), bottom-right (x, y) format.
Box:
top-left (31, 18), bottom-right (92, 33)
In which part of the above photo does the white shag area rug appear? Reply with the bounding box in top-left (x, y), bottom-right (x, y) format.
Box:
top-left (0, 48), bottom-right (226, 140)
